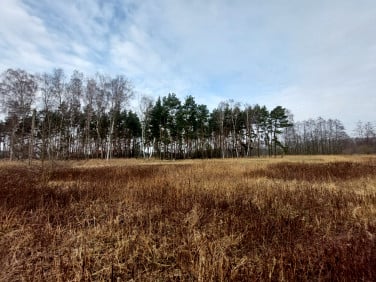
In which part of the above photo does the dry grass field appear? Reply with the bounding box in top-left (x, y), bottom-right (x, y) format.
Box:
top-left (0, 155), bottom-right (375, 281)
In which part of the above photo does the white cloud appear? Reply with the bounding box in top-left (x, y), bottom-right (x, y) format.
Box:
top-left (0, 0), bottom-right (375, 131)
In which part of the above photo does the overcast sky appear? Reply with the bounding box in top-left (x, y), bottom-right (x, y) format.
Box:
top-left (1, 0), bottom-right (375, 132)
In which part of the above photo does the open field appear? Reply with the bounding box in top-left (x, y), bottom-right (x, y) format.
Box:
top-left (0, 155), bottom-right (375, 281)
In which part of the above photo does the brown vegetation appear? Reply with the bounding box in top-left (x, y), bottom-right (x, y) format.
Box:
top-left (0, 156), bottom-right (375, 281)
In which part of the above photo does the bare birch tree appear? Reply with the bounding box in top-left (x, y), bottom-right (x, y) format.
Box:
top-left (0, 69), bottom-right (38, 160)
top-left (106, 75), bottom-right (134, 160)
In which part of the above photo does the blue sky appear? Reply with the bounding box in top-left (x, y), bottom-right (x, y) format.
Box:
top-left (1, 0), bottom-right (375, 132)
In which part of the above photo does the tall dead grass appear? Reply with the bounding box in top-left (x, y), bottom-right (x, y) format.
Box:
top-left (0, 156), bottom-right (375, 281)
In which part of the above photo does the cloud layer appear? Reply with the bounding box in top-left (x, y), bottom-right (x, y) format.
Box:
top-left (1, 0), bottom-right (375, 131)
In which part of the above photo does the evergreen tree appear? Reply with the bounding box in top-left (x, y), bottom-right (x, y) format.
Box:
top-left (270, 106), bottom-right (292, 157)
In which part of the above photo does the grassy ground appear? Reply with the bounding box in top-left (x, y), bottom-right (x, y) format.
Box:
top-left (0, 155), bottom-right (375, 281)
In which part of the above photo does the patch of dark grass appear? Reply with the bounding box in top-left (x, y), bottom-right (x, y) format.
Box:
top-left (247, 161), bottom-right (376, 181)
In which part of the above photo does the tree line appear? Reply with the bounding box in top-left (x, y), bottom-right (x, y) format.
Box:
top-left (0, 68), bottom-right (375, 161)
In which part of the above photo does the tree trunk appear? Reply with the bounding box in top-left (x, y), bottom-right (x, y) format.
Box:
top-left (106, 118), bottom-right (115, 160)
top-left (28, 109), bottom-right (36, 165)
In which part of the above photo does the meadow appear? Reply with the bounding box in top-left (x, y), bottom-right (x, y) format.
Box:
top-left (0, 155), bottom-right (375, 281)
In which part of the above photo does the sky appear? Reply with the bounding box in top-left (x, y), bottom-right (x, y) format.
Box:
top-left (0, 0), bottom-right (375, 132)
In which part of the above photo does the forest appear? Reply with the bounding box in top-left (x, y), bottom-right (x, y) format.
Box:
top-left (0, 68), bottom-right (375, 161)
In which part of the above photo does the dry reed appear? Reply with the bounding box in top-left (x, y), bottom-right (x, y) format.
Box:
top-left (0, 156), bottom-right (375, 281)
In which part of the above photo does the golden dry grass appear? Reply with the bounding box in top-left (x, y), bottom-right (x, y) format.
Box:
top-left (0, 155), bottom-right (375, 281)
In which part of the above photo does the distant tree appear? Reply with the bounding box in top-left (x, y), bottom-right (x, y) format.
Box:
top-left (281, 109), bottom-right (295, 154)
top-left (83, 77), bottom-right (98, 157)
top-left (334, 119), bottom-right (349, 153)
top-left (0, 120), bottom-right (6, 158)
top-left (50, 68), bottom-right (67, 159)
top-left (65, 70), bottom-right (83, 158)
top-left (285, 117), bottom-right (350, 155)
top-left (216, 101), bottom-right (227, 158)
top-left (209, 104), bottom-right (224, 158)
top-left (138, 95), bottom-right (154, 158)
top-left (269, 106), bottom-right (292, 157)
top-left (242, 104), bottom-right (256, 157)
top-left (226, 99), bottom-right (242, 157)
top-left (0, 69), bottom-right (38, 160)
top-left (354, 121), bottom-right (376, 153)
top-left (363, 122), bottom-right (375, 144)
top-left (106, 75), bottom-right (134, 160)
top-left (150, 97), bottom-right (166, 158)
top-left (163, 93), bottom-right (181, 158)
top-left (253, 105), bottom-right (269, 157)
top-left (177, 95), bottom-right (199, 158)
top-left (124, 110), bottom-right (142, 157)
top-left (196, 104), bottom-right (209, 157)
top-left (93, 73), bottom-right (109, 158)
top-left (38, 71), bottom-right (58, 161)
